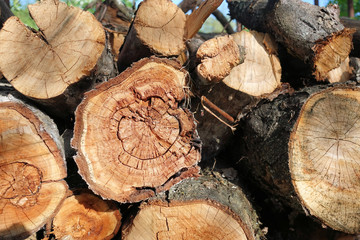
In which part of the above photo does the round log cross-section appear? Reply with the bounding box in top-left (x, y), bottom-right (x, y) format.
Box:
top-left (72, 57), bottom-right (201, 203)
top-left (0, 0), bottom-right (105, 99)
top-left (52, 190), bottom-right (121, 240)
top-left (0, 95), bottom-right (68, 239)
top-left (289, 87), bottom-right (360, 234)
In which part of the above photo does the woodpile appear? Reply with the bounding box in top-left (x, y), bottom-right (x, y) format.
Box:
top-left (0, 0), bottom-right (359, 239)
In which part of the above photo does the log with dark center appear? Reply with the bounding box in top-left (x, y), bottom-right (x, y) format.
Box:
top-left (122, 172), bottom-right (264, 240)
top-left (72, 57), bottom-right (201, 203)
top-left (52, 190), bottom-right (121, 240)
top-left (227, 0), bottom-right (354, 81)
top-left (235, 83), bottom-right (360, 234)
top-left (0, 93), bottom-right (68, 239)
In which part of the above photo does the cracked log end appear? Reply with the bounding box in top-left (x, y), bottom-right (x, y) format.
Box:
top-left (135, 0), bottom-right (185, 55)
top-left (122, 201), bottom-right (249, 240)
top-left (223, 30), bottom-right (282, 97)
top-left (117, 0), bottom-right (185, 68)
top-left (196, 35), bottom-right (242, 84)
top-left (313, 28), bottom-right (354, 81)
top-left (52, 190), bottom-right (121, 240)
top-left (122, 173), bottom-right (263, 240)
top-left (0, 0), bottom-right (105, 99)
top-left (289, 86), bottom-right (360, 234)
top-left (72, 57), bottom-right (201, 203)
top-left (0, 98), bottom-right (67, 239)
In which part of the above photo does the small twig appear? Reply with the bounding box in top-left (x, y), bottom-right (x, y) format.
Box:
top-left (201, 96), bottom-right (237, 131)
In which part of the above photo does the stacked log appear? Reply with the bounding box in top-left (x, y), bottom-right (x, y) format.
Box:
top-left (0, 89), bottom-right (68, 239)
top-left (0, 0), bottom-right (359, 239)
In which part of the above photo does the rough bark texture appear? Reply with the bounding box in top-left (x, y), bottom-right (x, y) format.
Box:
top-left (234, 83), bottom-right (360, 234)
top-left (0, 90), bottom-right (68, 239)
top-left (122, 172), bottom-right (265, 240)
top-left (117, 0), bottom-right (186, 70)
top-left (341, 17), bottom-right (360, 58)
top-left (72, 57), bottom-right (201, 203)
top-left (228, 0), bottom-right (354, 81)
top-left (0, 0), bottom-right (13, 29)
top-left (52, 189), bottom-right (121, 240)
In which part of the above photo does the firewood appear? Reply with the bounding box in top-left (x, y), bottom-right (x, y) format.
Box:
top-left (235, 83), bottom-right (360, 234)
top-left (192, 30), bottom-right (283, 161)
top-left (228, 0), bottom-right (354, 81)
top-left (117, 0), bottom-right (186, 70)
top-left (72, 57), bottom-right (201, 203)
top-left (52, 190), bottom-right (121, 240)
top-left (0, 90), bottom-right (68, 239)
top-left (196, 35), bottom-right (242, 84)
top-left (122, 172), bottom-right (265, 240)
top-left (0, 0), bottom-right (105, 114)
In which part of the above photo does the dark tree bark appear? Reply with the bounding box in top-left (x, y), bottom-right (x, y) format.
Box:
top-left (0, 0), bottom-right (13, 29)
top-left (227, 0), bottom-right (354, 81)
top-left (314, 0), bottom-right (319, 5)
top-left (348, 0), bottom-right (355, 18)
top-left (234, 83), bottom-right (360, 234)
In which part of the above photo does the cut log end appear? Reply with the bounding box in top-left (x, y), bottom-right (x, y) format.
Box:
top-left (122, 200), bottom-right (249, 240)
top-left (313, 28), bottom-right (355, 81)
top-left (0, 99), bottom-right (67, 239)
top-left (289, 86), bottom-right (360, 234)
top-left (0, 0), bottom-right (105, 99)
top-left (222, 30), bottom-right (282, 97)
top-left (72, 57), bottom-right (201, 203)
top-left (52, 190), bottom-right (121, 240)
top-left (196, 35), bottom-right (242, 84)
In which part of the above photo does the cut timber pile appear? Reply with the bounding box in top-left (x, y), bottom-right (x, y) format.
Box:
top-left (0, 91), bottom-right (68, 239)
top-left (72, 57), bottom-right (201, 203)
top-left (0, 0), bottom-right (105, 114)
top-left (228, 0), bottom-right (354, 81)
top-left (236, 84), bottom-right (360, 234)
top-left (122, 172), bottom-right (264, 240)
top-left (52, 190), bottom-right (121, 240)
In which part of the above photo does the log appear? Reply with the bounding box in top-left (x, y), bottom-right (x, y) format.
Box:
top-left (52, 189), bottom-right (121, 240)
top-left (121, 172), bottom-right (265, 240)
top-left (0, 0), bottom-right (105, 114)
top-left (0, 90), bottom-right (68, 239)
top-left (228, 0), bottom-right (354, 81)
top-left (192, 30), bottom-right (283, 161)
top-left (234, 83), bottom-right (360, 234)
top-left (117, 0), bottom-right (186, 70)
top-left (72, 57), bottom-right (201, 203)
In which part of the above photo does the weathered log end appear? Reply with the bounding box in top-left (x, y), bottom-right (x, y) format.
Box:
top-left (118, 0), bottom-right (186, 69)
top-left (313, 28), bottom-right (355, 81)
top-left (223, 30), bottom-right (282, 97)
top-left (72, 57), bottom-right (201, 203)
top-left (122, 173), bottom-right (265, 240)
top-left (0, 95), bottom-right (68, 239)
top-left (289, 86), bottom-right (360, 234)
top-left (196, 35), bottom-right (242, 84)
top-left (52, 190), bottom-right (121, 240)
top-left (0, 0), bottom-right (105, 99)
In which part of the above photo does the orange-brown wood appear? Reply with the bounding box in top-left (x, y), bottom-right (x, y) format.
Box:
top-left (0, 94), bottom-right (68, 239)
top-left (72, 57), bottom-right (201, 203)
top-left (52, 190), bottom-right (121, 240)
